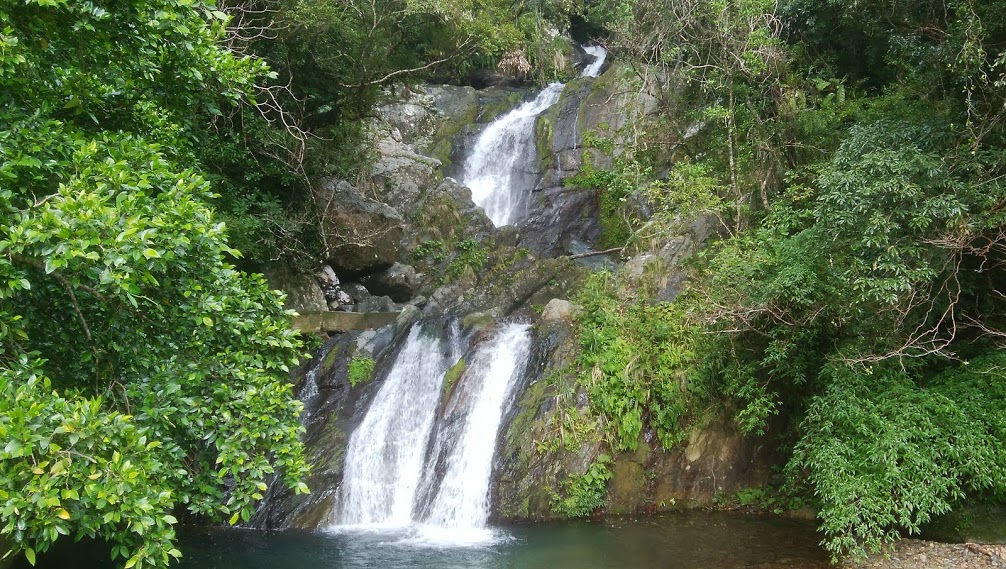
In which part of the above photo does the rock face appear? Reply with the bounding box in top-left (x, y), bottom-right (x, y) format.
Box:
top-left (317, 178), bottom-right (405, 277)
top-left (493, 319), bottom-right (600, 521)
top-left (405, 178), bottom-right (495, 250)
top-left (360, 262), bottom-right (422, 303)
top-left (492, 321), bottom-right (779, 522)
top-left (516, 63), bottom-right (664, 258)
top-left (540, 298), bottom-right (581, 321)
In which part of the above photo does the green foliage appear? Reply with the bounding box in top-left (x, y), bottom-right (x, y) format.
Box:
top-left (0, 2), bottom-right (307, 567)
top-left (535, 365), bottom-right (602, 454)
top-left (550, 454), bottom-right (612, 517)
top-left (443, 239), bottom-right (489, 283)
top-left (575, 271), bottom-right (695, 451)
top-left (566, 156), bottom-right (649, 248)
top-left (790, 355), bottom-right (1006, 560)
top-left (347, 354), bottom-right (376, 388)
top-left (412, 240), bottom-right (448, 263)
top-left (442, 359), bottom-right (467, 394)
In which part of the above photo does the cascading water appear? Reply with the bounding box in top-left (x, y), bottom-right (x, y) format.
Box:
top-left (337, 322), bottom-right (461, 526)
top-left (581, 45), bottom-right (608, 78)
top-left (463, 45), bottom-right (607, 227)
top-left (462, 83), bottom-right (564, 227)
top-left (331, 45), bottom-right (606, 545)
top-left (332, 323), bottom-right (533, 544)
top-left (417, 323), bottom-right (532, 537)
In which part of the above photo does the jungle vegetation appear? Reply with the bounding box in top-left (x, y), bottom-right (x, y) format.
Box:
top-left (3, 0), bottom-right (1006, 565)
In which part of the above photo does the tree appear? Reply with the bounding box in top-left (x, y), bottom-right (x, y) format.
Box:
top-left (0, 1), bottom-right (307, 567)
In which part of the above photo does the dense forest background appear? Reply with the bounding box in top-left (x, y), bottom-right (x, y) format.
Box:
top-left (2, 0), bottom-right (1006, 566)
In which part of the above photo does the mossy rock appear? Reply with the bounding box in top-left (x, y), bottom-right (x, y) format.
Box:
top-left (478, 89), bottom-right (526, 123)
top-left (442, 358), bottom-right (466, 397)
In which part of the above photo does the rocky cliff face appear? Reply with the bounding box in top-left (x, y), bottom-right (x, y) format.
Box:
top-left (260, 58), bottom-right (772, 529)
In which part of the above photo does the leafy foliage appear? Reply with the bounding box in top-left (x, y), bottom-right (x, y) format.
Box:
top-left (347, 355), bottom-right (376, 388)
top-left (550, 454), bottom-right (612, 517)
top-left (575, 271), bottom-right (694, 451)
top-left (595, 0), bottom-right (1006, 559)
top-left (791, 356), bottom-right (1006, 560)
top-left (0, 2), bottom-right (307, 567)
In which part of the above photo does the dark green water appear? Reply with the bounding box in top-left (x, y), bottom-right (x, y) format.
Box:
top-left (25, 512), bottom-right (831, 569)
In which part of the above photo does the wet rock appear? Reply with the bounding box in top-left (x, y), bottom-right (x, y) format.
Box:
top-left (565, 237), bottom-right (619, 272)
top-left (360, 263), bottom-right (422, 303)
top-left (356, 326), bottom-right (395, 357)
top-left (516, 63), bottom-right (665, 257)
top-left (492, 320), bottom-right (601, 521)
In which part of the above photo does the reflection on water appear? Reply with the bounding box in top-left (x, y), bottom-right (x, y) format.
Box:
top-left (23, 511), bottom-right (830, 569)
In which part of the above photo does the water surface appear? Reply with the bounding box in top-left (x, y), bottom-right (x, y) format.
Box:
top-left (188, 512), bottom-right (830, 569)
top-left (24, 512), bottom-right (830, 568)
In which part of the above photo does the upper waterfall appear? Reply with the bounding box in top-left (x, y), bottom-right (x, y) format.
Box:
top-left (462, 83), bottom-right (564, 227)
top-left (462, 45), bottom-right (608, 227)
top-left (581, 45), bottom-right (608, 77)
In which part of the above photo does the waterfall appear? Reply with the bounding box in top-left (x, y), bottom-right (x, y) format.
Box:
top-left (337, 322), bottom-right (461, 526)
top-left (419, 323), bottom-right (532, 532)
top-left (462, 83), bottom-right (564, 227)
top-left (462, 45), bottom-right (608, 227)
top-left (581, 45), bottom-right (608, 78)
top-left (329, 45), bottom-right (608, 544)
top-left (332, 323), bottom-right (533, 545)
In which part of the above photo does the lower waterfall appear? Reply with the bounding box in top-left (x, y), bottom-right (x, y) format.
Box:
top-left (332, 322), bottom-right (532, 544)
top-left (337, 322), bottom-right (462, 526)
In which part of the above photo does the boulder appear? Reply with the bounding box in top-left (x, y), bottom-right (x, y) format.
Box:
top-left (360, 263), bottom-right (422, 303)
top-left (406, 178), bottom-right (495, 248)
top-left (541, 298), bottom-right (582, 321)
top-left (262, 264), bottom-right (327, 313)
top-left (370, 135), bottom-right (442, 211)
top-left (341, 283), bottom-right (372, 304)
top-left (357, 295), bottom-right (397, 313)
top-left (314, 265), bottom-right (343, 303)
top-left (376, 101), bottom-right (436, 146)
top-left (317, 178), bottom-right (405, 277)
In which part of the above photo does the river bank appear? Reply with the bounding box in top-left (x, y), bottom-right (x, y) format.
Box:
top-left (846, 540), bottom-right (1006, 569)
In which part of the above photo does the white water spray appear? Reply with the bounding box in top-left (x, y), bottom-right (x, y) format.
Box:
top-left (421, 323), bottom-right (532, 531)
top-left (337, 323), bottom-right (460, 526)
top-left (581, 45), bottom-right (607, 78)
top-left (333, 323), bottom-right (533, 545)
top-left (462, 83), bottom-right (564, 227)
